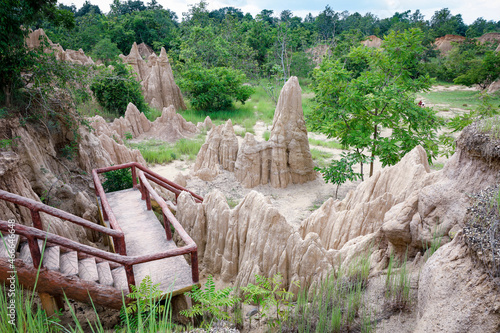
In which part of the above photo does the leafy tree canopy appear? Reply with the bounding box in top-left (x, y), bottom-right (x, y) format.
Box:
top-left (0, 0), bottom-right (74, 107)
top-left (310, 28), bottom-right (442, 181)
top-left (179, 66), bottom-right (254, 111)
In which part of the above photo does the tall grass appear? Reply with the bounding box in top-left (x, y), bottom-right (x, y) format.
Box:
top-left (385, 251), bottom-right (411, 311)
top-left (284, 252), bottom-right (373, 332)
top-left (1, 273), bottom-right (177, 333)
top-left (420, 90), bottom-right (500, 111)
top-left (310, 148), bottom-right (333, 168)
top-left (308, 138), bottom-right (343, 150)
top-left (128, 138), bottom-right (203, 164)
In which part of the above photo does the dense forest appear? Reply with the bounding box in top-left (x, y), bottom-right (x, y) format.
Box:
top-left (40, 0), bottom-right (500, 83)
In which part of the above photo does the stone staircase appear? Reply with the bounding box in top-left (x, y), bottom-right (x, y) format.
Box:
top-left (1, 235), bottom-right (128, 291)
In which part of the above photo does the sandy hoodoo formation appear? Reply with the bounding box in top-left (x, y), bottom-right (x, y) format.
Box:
top-left (0, 112), bottom-right (145, 245)
top-left (120, 42), bottom-right (186, 111)
top-left (178, 120), bottom-right (500, 330)
top-left (193, 120), bottom-right (239, 181)
top-left (27, 29), bottom-right (94, 66)
top-left (89, 103), bottom-right (198, 142)
top-left (194, 76), bottom-right (316, 188)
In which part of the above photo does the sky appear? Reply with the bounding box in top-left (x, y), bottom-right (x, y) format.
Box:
top-left (59, 0), bottom-right (500, 24)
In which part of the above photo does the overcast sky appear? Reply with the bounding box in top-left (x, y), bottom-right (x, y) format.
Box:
top-left (59, 0), bottom-right (500, 24)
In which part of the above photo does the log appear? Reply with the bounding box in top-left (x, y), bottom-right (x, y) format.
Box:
top-left (0, 258), bottom-right (129, 309)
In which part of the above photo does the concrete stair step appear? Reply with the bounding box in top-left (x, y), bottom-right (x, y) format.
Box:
top-left (78, 257), bottom-right (99, 282)
top-left (60, 251), bottom-right (78, 276)
top-left (41, 245), bottom-right (60, 271)
top-left (111, 266), bottom-right (128, 291)
top-left (97, 261), bottom-right (114, 287)
top-left (0, 233), bottom-right (19, 259)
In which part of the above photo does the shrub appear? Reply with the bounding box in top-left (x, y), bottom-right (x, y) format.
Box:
top-left (102, 168), bottom-right (134, 192)
top-left (179, 66), bottom-right (254, 111)
top-left (90, 63), bottom-right (148, 115)
top-left (181, 275), bottom-right (240, 327)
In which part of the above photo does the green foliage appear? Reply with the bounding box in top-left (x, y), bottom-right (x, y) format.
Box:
top-left (90, 63), bottom-right (148, 115)
top-left (315, 152), bottom-right (367, 199)
top-left (0, 0), bottom-right (74, 107)
top-left (311, 28), bottom-right (442, 180)
top-left (119, 275), bottom-right (167, 331)
top-left (128, 138), bottom-right (203, 164)
top-left (179, 66), bottom-right (254, 111)
top-left (440, 92), bottom-right (500, 157)
top-left (454, 51), bottom-right (500, 89)
top-left (102, 168), bottom-right (134, 192)
top-left (91, 38), bottom-right (121, 64)
top-left (284, 252), bottom-right (372, 332)
top-left (385, 252), bottom-right (412, 311)
top-left (241, 273), bottom-right (299, 328)
top-left (308, 138), bottom-right (343, 149)
top-left (0, 136), bottom-right (20, 149)
top-left (125, 131), bottom-right (133, 140)
top-left (181, 275), bottom-right (240, 327)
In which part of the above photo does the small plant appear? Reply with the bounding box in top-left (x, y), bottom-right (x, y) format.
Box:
top-left (119, 275), bottom-right (167, 331)
top-left (60, 142), bottom-right (77, 160)
top-left (263, 130), bottom-right (270, 141)
top-left (124, 132), bottom-right (133, 140)
top-left (226, 197), bottom-right (239, 209)
top-left (316, 152), bottom-right (368, 199)
top-left (0, 136), bottom-right (19, 149)
top-left (284, 253), bottom-right (373, 333)
top-left (102, 168), bottom-right (134, 192)
top-left (385, 251), bottom-right (412, 311)
top-left (241, 273), bottom-right (299, 329)
top-left (181, 275), bottom-right (240, 327)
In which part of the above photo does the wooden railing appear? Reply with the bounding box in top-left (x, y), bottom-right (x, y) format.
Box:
top-left (0, 162), bottom-right (201, 293)
top-left (92, 162), bottom-right (201, 285)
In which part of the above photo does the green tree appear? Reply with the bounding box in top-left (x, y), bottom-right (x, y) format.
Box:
top-left (91, 37), bottom-right (121, 63)
top-left (0, 0), bottom-right (74, 107)
top-left (454, 51), bottom-right (500, 89)
top-left (179, 66), bottom-right (254, 111)
top-left (310, 28), bottom-right (441, 179)
top-left (430, 8), bottom-right (467, 37)
top-left (90, 62), bottom-right (148, 115)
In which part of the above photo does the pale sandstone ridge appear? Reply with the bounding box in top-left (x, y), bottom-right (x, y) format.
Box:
top-left (193, 120), bottom-right (238, 181)
top-left (120, 43), bottom-right (186, 111)
top-left (0, 114), bottom-right (145, 244)
top-left (194, 77), bottom-right (315, 188)
top-left (89, 103), bottom-right (198, 142)
top-left (476, 32), bottom-right (500, 45)
top-left (415, 232), bottom-right (500, 332)
top-left (361, 35), bottom-right (383, 48)
top-left (434, 34), bottom-right (466, 55)
top-left (26, 29), bottom-right (94, 65)
top-left (137, 42), bottom-right (153, 59)
top-left (177, 121), bottom-right (499, 332)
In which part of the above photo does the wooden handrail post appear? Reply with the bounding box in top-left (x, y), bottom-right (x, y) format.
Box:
top-left (190, 251), bottom-right (199, 284)
top-left (140, 179), bottom-right (146, 200)
top-left (27, 236), bottom-right (42, 269)
top-left (125, 265), bottom-right (136, 292)
top-left (145, 190), bottom-right (151, 211)
top-left (31, 209), bottom-right (43, 230)
top-left (131, 166), bottom-right (137, 189)
top-left (163, 213), bottom-right (172, 241)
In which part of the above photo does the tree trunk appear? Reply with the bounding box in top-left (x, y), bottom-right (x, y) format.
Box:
top-left (3, 85), bottom-right (11, 107)
top-left (370, 124), bottom-right (378, 177)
